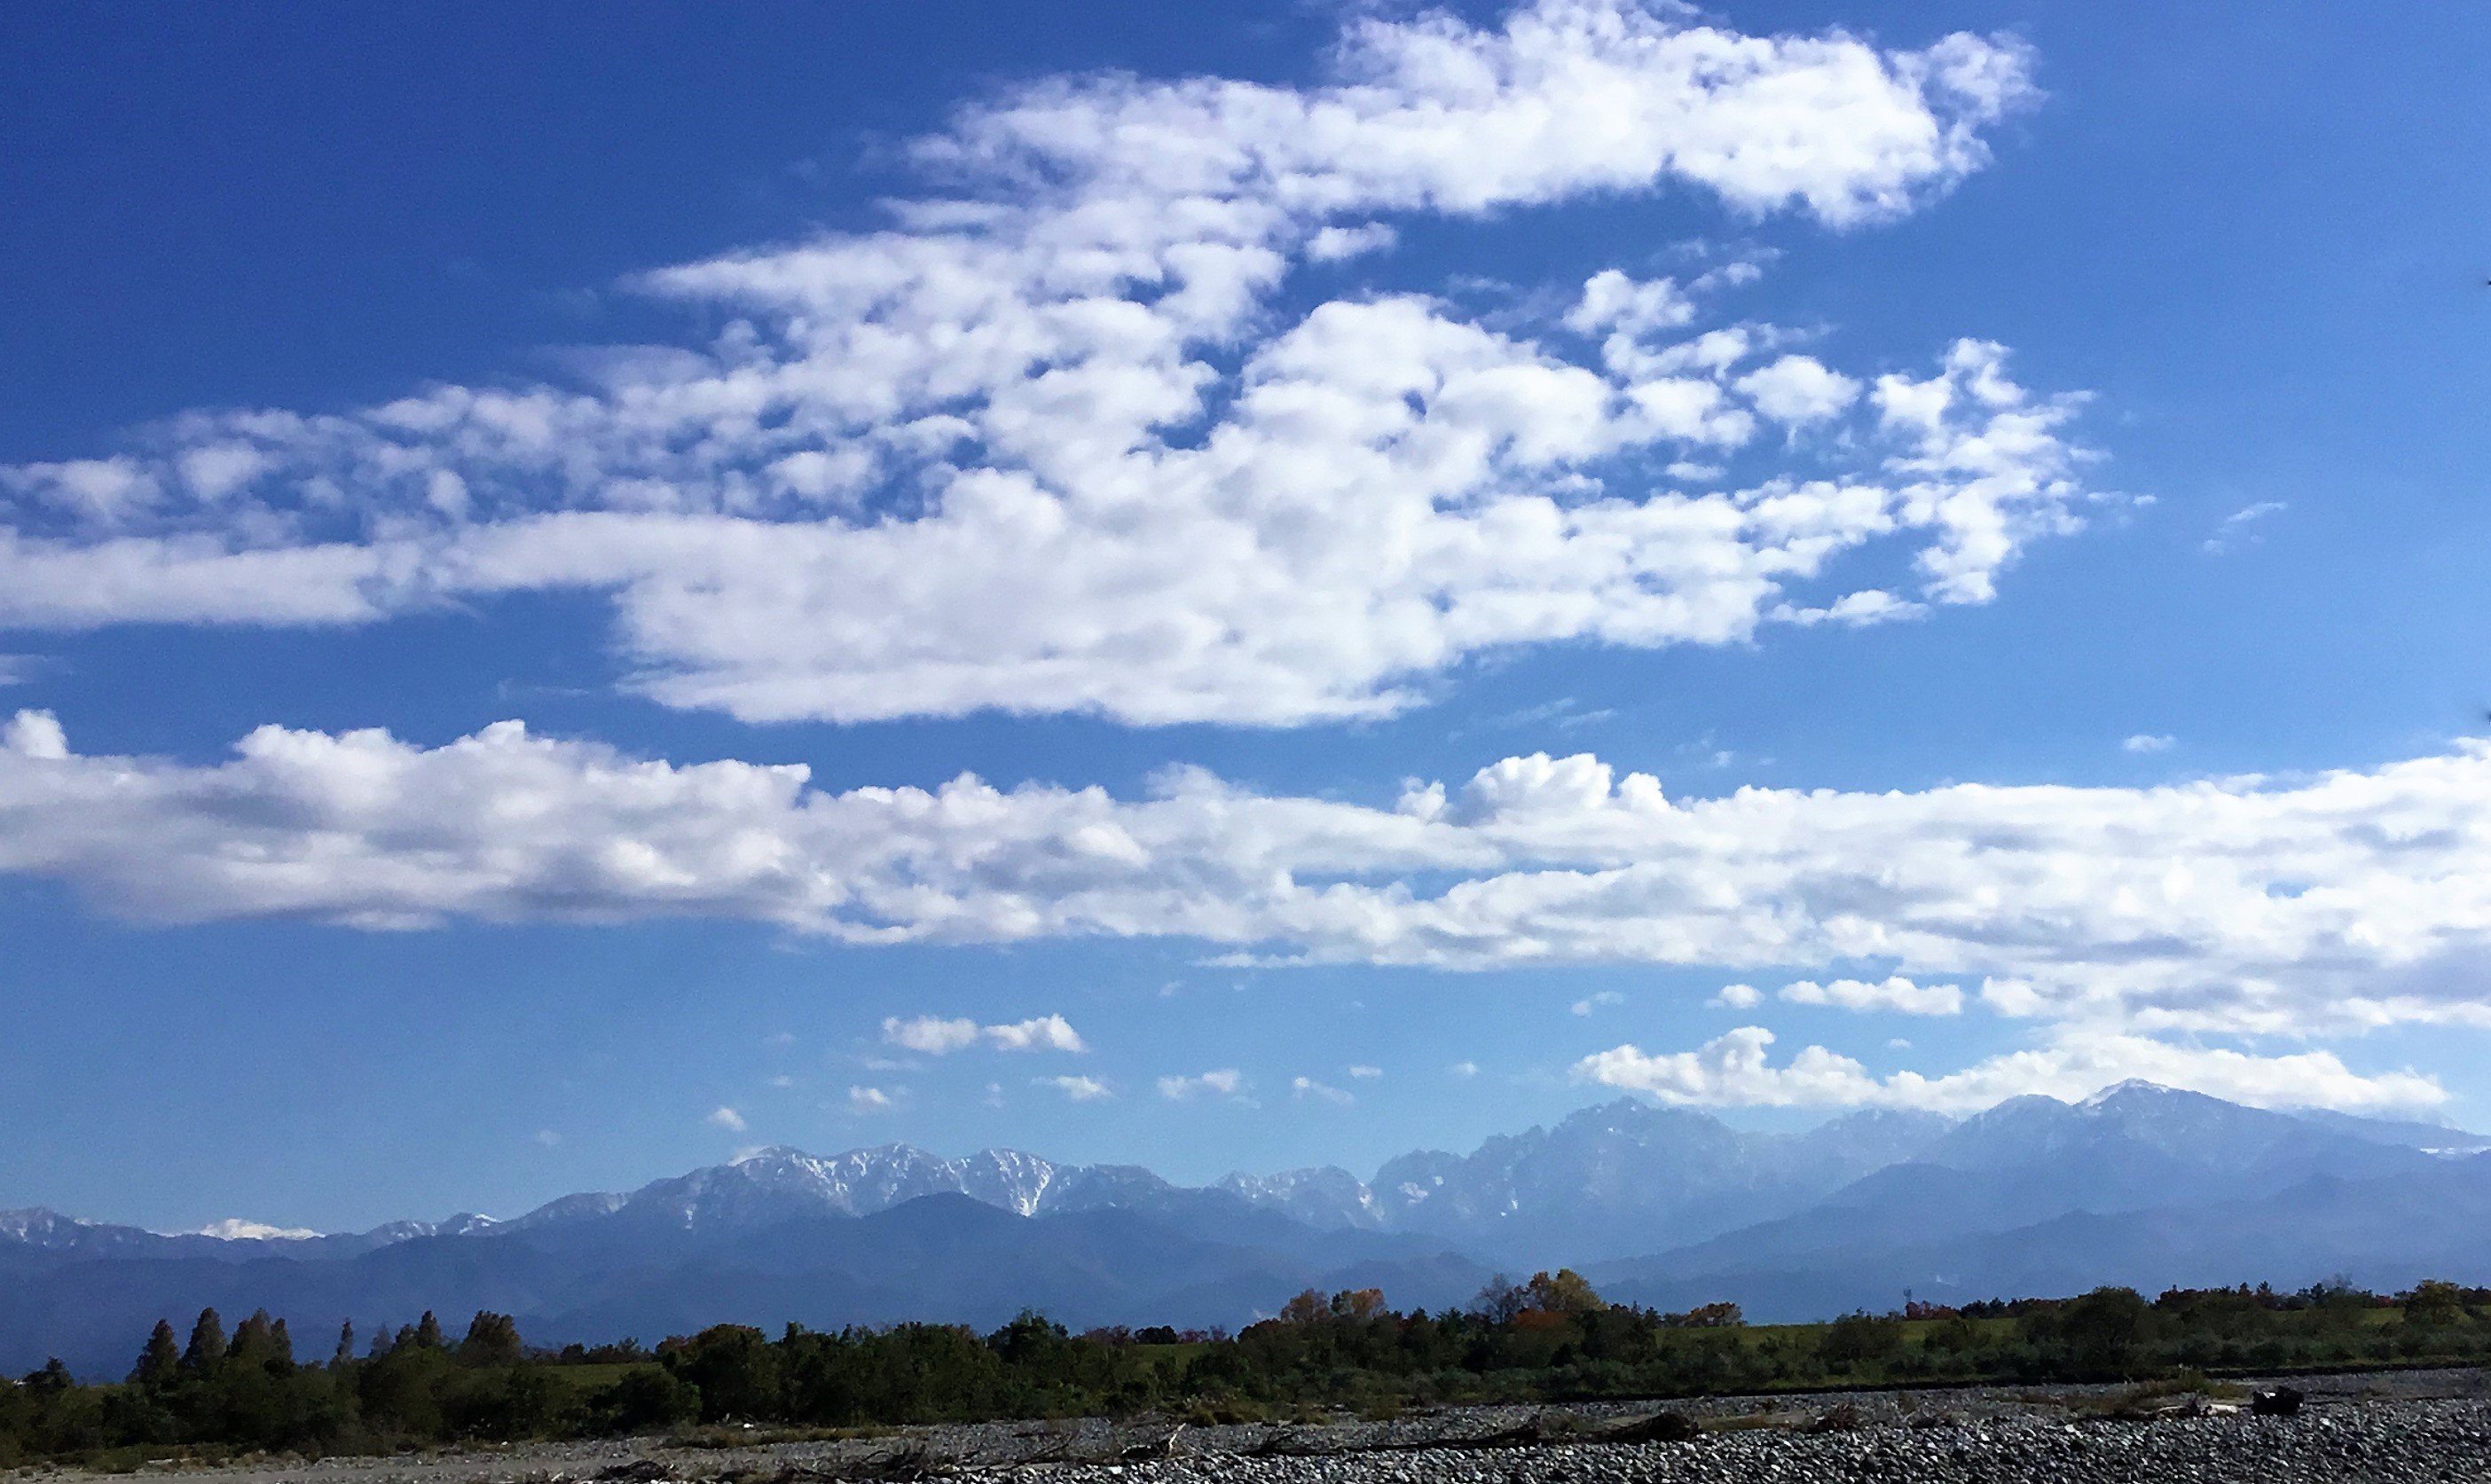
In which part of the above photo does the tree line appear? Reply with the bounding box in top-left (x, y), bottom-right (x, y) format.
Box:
top-left (6, 1272), bottom-right (2488, 1467)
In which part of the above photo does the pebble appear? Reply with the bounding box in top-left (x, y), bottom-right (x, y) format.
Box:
top-left (23, 1371), bottom-right (2491, 1484)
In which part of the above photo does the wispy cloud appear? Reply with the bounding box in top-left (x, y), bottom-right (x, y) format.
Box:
top-left (1157, 1069), bottom-right (1246, 1102)
top-left (1293, 1075), bottom-right (1356, 1106)
top-left (1037, 1074), bottom-right (1113, 1102)
top-left (1779, 976), bottom-right (1963, 1016)
top-left (0, 655), bottom-right (56, 688)
top-left (2204, 500), bottom-right (2285, 554)
top-left (2123, 734), bottom-right (2176, 754)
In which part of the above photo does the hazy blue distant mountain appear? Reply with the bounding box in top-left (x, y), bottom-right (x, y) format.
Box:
top-left (1596, 1150), bottom-right (2491, 1323)
top-left (2291, 1106), bottom-right (2491, 1153)
top-left (1591, 1083), bottom-right (2491, 1319)
top-left (1355, 1100), bottom-right (1958, 1264)
top-left (0, 1192), bottom-right (1489, 1378)
top-left (5, 1085), bottom-right (2483, 1377)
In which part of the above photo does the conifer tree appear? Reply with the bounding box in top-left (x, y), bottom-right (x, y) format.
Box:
top-left (131, 1319), bottom-right (182, 1390)
top-left (182, 1308), bottom-right (227, 1373)
top-left (332, 1321), bottom-right (356, 1369)
top-left (413, 1311), bottom-right (444, 1349)
top-left (228, 1309), bottom-right (274, 1366)
top-left (269, 1317), bottom-right (295, 1368)
top-left (460, 1311), bottom-right (524, 1368)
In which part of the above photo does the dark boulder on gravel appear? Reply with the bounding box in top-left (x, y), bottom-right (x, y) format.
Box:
top-left (2251, 1385), bottom-right (2306, 1417)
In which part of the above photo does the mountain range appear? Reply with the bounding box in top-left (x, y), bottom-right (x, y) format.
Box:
top-left (8, 1082), bottom-right (2489, 1377)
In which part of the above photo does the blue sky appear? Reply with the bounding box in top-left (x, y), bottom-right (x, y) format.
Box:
top-left (3, 0), bottom-right (2488, 1235)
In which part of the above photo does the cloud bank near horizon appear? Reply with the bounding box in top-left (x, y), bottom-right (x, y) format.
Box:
top-left (3, 707), bottom-right (2481, 1109)
top-left (0, 1), bottom-right (2077, 727)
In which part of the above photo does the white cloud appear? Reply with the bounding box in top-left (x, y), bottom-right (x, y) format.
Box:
top-left (1158, 1069), bottom-right (1246, 1101)
top-left (1038, 1074), bottom-right (1113, 1102)
top-left (0, 4), bottom-right (2057, 729)
top-left (196, 1219), bottom-right (323, 1242)
top-left (883, 1012), bottom-right (1086, 1054)
top-left (15, 713), bottom-right (2491, 1039)
top-left (532, 1128), bottom-right (562, 1148)
top-left (883, 1016), bottom-right (980, 1055)
top-left (2124, 733), bottom-right (2175, 754)
top-left (1293, 1075), bottom-right (1356, 1106)
top-left (1348, 1064), bottom-right (1383, 1080)
top-left (1574, 1025), bottom-right (2446, 1112)
top-left (3, 710), bottom-right (67, 760)
top-left (706, 1106), bottom-right (748, 1132)
top-left (983, 1013), bottom-right (1088, 1053)
top-left (1570, 990), bottom-right (1626, 1016)
top-left (1734, 356), bottom-right (1860, 424)
top-left (1710, 982), bottom-right (1764, 1009)
top-left (847, 1085), bottom-right (894, 1112)
top-left (1306, 224), bottom-right (1396, 262)
top-left (1449, 1061), bottom-right (1481, 1078)
top-left (1779, 975), bottom-right (1963, 1016)
top-left (2204, 500), bottom-right (2285, 554)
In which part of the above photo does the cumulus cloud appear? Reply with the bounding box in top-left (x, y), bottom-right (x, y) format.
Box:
top-left (1710, 983), bottom-right (1764, 1009)
top-left (1574, 1025), bottom-right (2446, 1111)
top-left (984, 1014), bottom-right (1088, 1053)
top-left (706, 1106), bottom-right (748, 1132)
top-left (1733, 356), bottom-right (1860, 424)
top-left (882, 1016), bottom-right (979, 1055)
top-left (1159, 1069), bottom-right (1246, 1101)
top-left (882, 1012), bottom-right (1086, 1054)
top-left (847, 1086), bottom-right (894, 1112)
top-left (1038, 1074), bottom-right (1113, 1102)
top-left (1570, 990), bottom-right (1626, 1016)
top-left (1779, 975), bottom-right (1963, 1015)
top-left (13, 713), bottom-right (2491, 1040)
top-left (2124, 734), bottom-right (2176, 754)
top-left (0, 4), bottom-right (2062, 728)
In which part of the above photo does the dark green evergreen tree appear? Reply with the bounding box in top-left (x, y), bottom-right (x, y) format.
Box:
top-left (460, 1312), bottom-right (524, 1368)
top-left (413, 1311), bottom-right (444, 1349)
top-left (332, 1320), bottom-right (357, 1369)
top-left (228, 1309), bottom-right (277, 1367)
top-left (182, 1308), bottom-right (227, 1374)
top-left (131, 1320), bottom-right (182, 1390)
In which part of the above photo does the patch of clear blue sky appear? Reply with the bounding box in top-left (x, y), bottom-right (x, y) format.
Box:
top-left (1, 0), bottom-right (2487, 1229)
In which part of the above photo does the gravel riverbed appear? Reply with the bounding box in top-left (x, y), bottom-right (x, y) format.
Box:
top-left (19, 1370), bottom-right (2489, 1484)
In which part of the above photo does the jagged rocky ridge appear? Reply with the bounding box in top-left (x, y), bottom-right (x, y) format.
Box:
top-left (6, 1083), bottom-right (2489, 1374)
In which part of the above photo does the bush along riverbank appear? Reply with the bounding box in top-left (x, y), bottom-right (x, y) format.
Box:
top-left (6, 1273), bottom-right (2490, 1468)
